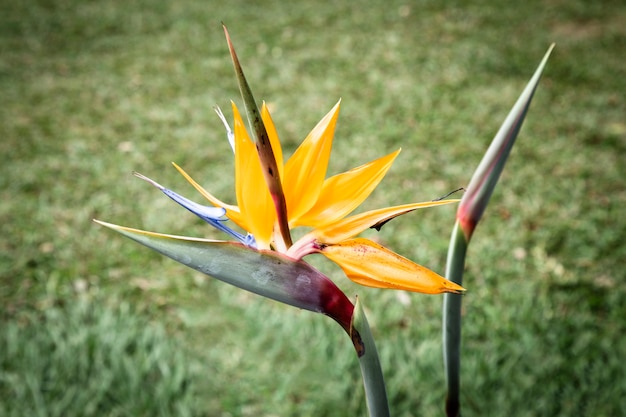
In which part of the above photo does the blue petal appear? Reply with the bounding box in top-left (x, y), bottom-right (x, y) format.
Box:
top-left (242, 233), bottom-right (257, 247)
top-left (134, 172), bottom-right (255, 247)
top-left (159, 187), bottom-right (226, 223)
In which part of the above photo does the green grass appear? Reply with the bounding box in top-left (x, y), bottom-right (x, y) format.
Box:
top-left (1, 0), bottom-right (625, 415)
top-left (1, 299), bottom-right (200, 417)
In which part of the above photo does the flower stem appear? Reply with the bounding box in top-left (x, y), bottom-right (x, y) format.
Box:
top-left (352, 296), bottom-right (390, 417)
top-left (442, 221), bottom-right (467, 417)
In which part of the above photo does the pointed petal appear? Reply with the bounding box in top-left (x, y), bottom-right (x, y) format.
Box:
top-left (94, 220), bottom-right (353, 328)
top-left (261, 102), bottom-right (283, 178)
top-left (295, 149), bottom-right (401, 228)
top-left (320, 238), bottom-right (465, 294)
top-left (133, 172), bottom-right (255, 244)
top-left (171, 162), bottom-right (248, 229)
top-left (171, 162), bottom-right (240, 214)
top-left (133, 172), bottom-right (226, 219)
top-left (304, 199), bottom-right (459, 246)
top-left (458, 44), bottom-right (554, 240)
top-left (283, 100), bottom-right (341, 225)
top-left (232, 103), bottom-right (275, 249)
top-left (214, 106), bottom-right (235, 152)
top-left (223, 25), bottom-right (291, 247)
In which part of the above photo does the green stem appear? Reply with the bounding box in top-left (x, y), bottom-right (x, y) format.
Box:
top-left (442, 221), bottom-right (468, 417)
top-left (352, 296), bottom-right (390, 417)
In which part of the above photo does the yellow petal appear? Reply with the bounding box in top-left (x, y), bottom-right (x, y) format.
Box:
top-left (171, 162), bottom-right (238, 210)
top-left (232, 103), bottom-right (275, 248)
top-left (283, 100), bottom-right (341, 225)
top-left (261, 102), bottom-right (284, 179)
top-left (295, 149), bottom-right (401, 228)
top-left (320, 238), bottom-right (465, 294)
top-left (171, 162), bottom-right (249, 230)
top-left (304, 199), bottom-right (459, 245)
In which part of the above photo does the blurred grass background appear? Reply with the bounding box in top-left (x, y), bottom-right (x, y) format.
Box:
top-left (1, 0), bottom-right (624, 415)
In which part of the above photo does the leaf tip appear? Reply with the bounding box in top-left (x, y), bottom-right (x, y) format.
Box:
top-left (93, 218), bottom-right (117, 231)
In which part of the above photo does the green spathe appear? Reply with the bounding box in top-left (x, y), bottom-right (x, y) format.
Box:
top-left (94, 220), bottom-right (353, 332)
top-left (457, 44), bottom-right (555, 241)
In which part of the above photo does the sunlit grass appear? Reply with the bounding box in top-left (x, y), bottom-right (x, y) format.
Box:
top-left (1, 0), bottom-right (624, 415)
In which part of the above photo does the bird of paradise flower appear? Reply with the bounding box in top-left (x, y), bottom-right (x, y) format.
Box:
top-left (96, 28), bottom-right (463, 299)
top-left (94, 25), bottom-right (475, 417)
top-left (94, 24), bottom-right (554, 417)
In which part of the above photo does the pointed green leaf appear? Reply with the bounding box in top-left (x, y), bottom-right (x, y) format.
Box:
top-left (95, 220), bottom-right (352, 329)
top-left (458, 44), bottom-right (555, 240)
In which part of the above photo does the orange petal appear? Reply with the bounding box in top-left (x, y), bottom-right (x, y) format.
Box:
top-left (170, 162), bottom-right (249, 230)
top-left (261, 102), bottom-right (284, 179)
top-left (295, 149), bottom-right (401, 228)
top-left (232, 103), bottom-right (275, 248)
top-left (320, 238), bottom-right (465, 294)
top-left (170, 162), bottom-right (238, 213)
top-left (305, 199), bottom-right (459, 245)
top-left (259, 104), bottom-right (291, 248)
top-left (283, 100), bottom-right (341, 225)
